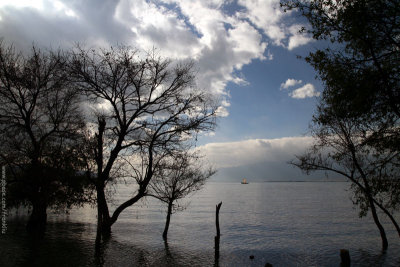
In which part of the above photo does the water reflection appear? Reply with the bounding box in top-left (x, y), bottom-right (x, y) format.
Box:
top-left (352, 249), bottom-right (387, 267)
top-left (1, 219), bottom-right (96, 266)
top-left (2, 217), bottom-right (400, 267)
top-left (92, 235), bottom-right (213, 267)
top-left (2, 182), bottom-right (400, 267)
top-left (149, 241), bottom-right (180, 267)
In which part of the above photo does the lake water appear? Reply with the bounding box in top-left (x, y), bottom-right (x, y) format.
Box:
top-left (1, 182), bottom-right (400, 267)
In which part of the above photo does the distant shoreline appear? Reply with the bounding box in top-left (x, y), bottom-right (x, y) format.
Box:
top-left (209, 180), bottom-right (348, 183)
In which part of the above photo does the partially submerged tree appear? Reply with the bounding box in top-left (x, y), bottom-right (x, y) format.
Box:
top-left (292, 107), bottom-right (400, 250)
top-left (69, 45), bottom-right (217, 237)
top-left (0, 41), bottom-right (92, 232)
top-left (147, 151), bottom-right (215, 239)
top-left (282, 0), bottom-right (400, 250)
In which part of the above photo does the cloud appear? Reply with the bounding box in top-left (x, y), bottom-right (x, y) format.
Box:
top-left (199, 136), bottom-right (314, 168)
top-left (0, 0), bottom-right (133, 50)
top-left (221, 99), bottom-right (231, 107)
top-left (289, 83), bottom-right (320, 99)
top-left (280, 78), bottom-right (302, 90)
top-left (115, 0), bottom-right (269, 98)
top-left (287, 24), bottom-right (314, 50)
top-left (280, 79), bottom-right (319, 99)
top-left (167, 0), bottom-right (267, 96)
top-left (237, 0), bottom-right (285, 45)
top-left (236, 0), bottom-right (313, 50)
top-left (115, 0), bottom-right (202, 60)
top-left (198, 136), bottom-right (329, 181)
top-left (0, 0), bottom-right (272, 114)
top-left (0, 0), bottom-right (314, 120)
top-left (215, 105), bottom-right (229, 117)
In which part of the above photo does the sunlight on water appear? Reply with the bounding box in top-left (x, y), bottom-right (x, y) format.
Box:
top-left (1, 182), bottom-right (400, 266)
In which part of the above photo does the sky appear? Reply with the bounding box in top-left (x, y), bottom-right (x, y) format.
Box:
top-left (0, 0), bottom-right (331, 181)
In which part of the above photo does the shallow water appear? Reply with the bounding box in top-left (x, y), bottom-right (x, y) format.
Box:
top-left (1, 182), bottom-right (400, 266)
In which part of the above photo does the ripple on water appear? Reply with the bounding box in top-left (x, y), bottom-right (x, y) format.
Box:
top-left (1, 182), bottom-right (400, 267)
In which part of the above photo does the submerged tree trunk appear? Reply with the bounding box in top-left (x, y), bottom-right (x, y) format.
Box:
top-left (26, 162), bottom-right (48, 233)
top-left (27, 193), bottom-right (47, 233)
top-left (163, 201), bottom-right (173, 240)
top-left (214, 201), bottom-right (222, 263)
top-left (96, 185), bottom-right (112, 236)
top-left (375, 201), bottom-right (400, 238)
top-left (350, 145), bottom-right (389, 250)
top-left (344, 174), bottom-right (400, 238)
top-left (361, 176), bottom-right (389, 250)
top-left (368, 195), bottom-right (389, 250)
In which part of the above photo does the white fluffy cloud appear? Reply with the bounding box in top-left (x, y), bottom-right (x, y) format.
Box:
top-left (164, 0), bottom-right (267, 95)
top-left (199, 136), bottom-right (314, 168)
top-left (115, 0), bottom-right (268, 97)
top-left (115, 0), bottom-right (202, 60)
top-left (280, 79), bottom-right (319, 99)
top-left (280, 78), bottom-right (302, 90)
top-left (237, 0), bottom-right (284, 45)
top-left (237, 0), bottom-right (313, 50)
top-left (289, 83), bottom-right (320, 99)
top-left (216, 98), bottom-right (231, 117)
top-left (287, 24), bottom-right (314, 50)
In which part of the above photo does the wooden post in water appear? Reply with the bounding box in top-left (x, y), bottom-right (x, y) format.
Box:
top-left (340, 249), bottom-right (350, 267)
top-left (214, 202), bottom-right (222, 262)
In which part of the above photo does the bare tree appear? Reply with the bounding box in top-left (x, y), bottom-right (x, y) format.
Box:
top-left (0, 41), bottom-right (89, 232)
top-left (69, 45), bottom-right (217, 238)
top-left (147, 151), bottom-right (215, 239)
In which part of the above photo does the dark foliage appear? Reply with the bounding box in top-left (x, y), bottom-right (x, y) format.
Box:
top-left (0, 41), bottom-right (93, 231)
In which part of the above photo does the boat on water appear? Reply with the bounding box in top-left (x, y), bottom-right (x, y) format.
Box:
top-left (241, 178), bottom-right (248, 184)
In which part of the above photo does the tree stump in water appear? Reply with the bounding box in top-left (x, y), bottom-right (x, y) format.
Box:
top-left (340, 249), bottom-right (350, 267)
top-left (214, 202), bottom-right (222, 261)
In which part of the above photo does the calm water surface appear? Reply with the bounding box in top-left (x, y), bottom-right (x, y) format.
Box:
top-left (1, 182), bottom-right (400, 267)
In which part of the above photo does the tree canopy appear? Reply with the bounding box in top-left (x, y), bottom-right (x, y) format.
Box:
top-left (69, 45), bottom-right (217, 236)
top-left (0, 41), bottom-right (93, 231)
top-left (148, 150), bottom-right (215, 239)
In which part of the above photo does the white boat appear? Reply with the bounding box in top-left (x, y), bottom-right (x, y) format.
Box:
top-left (241, 178), bottom-right (248, 184)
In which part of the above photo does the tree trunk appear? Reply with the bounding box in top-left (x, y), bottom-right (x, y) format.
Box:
top-left (215, 202), bottom-right (222, 238)
top-left (95, 203), bottom-right (102, 250)
top-left (96, 185), bottom-right (111, 235)
top-left (214, 202), bottom-right (222, 262)
top-left (368, 195), bottom-right (388, 250)
top-left (27, 194), bottom-right (47, 233)
top-left (346, 174), bottom-right (400, 238)
top-left (375, 201), bottom-right (400, 238)
top-left (379, 206), bottom-right (400, 237)
top-left (359, 174), bottom-right (389, 250)
top-left (163, 201), bottom-right (173, 240)
top-left (109, 168), bottom-right (153, 226)
top-left (27, 162), bottom-right (47, 233)
top-left (349, 145), bottom-right (389, 250)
